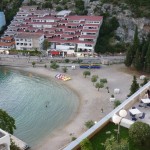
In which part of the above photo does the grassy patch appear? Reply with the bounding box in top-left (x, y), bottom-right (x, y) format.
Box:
top-left (90, 122), bottom-right (148, 150)
top-left (90, 123), bottom-right (128, 149)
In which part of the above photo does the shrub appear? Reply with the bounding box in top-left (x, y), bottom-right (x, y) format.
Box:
top-left (104, 135), bottom-right (128, 150)
top-left (85, 120), bottom-right (95, 129)
top-left (65, 59), bottom-right (70, 63)
top-left (80, 138), bottom-right (93, 150)
top-left (32, 61), bottom-right (36, 67)
top-left (111, 94), bottom-right (114, 98)
top-left (71, 137), bottom-right (77, 141)
top-left (100, 78), bottom-right (108, 84)
top-left (10, 139), bottom-right (21, 150)
top-left (129, 121), bottom-right (150, 147)
top-left (114, 100), bottom-right (121, 108)
top-left (62, 66), bottom-right (68, 73)
top-left (50, 62), bottom-right (59, 70)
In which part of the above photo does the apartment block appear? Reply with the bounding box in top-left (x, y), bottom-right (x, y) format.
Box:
top-left (15, 33), bottom-right (44, 50)
top-left (2, 6), bottom-right (103, 55)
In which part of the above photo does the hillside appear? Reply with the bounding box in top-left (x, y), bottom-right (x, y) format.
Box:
top-left (0, 0), bottom-right (22, 24)
top-left (100, 0), bottom-right (150, 18)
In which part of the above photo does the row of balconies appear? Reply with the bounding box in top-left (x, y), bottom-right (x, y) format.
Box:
top-left (16, 43), bottom-right (32, 46)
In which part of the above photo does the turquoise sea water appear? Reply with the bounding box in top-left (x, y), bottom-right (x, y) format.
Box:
top-left (0, 67), bottom-right (79, 146)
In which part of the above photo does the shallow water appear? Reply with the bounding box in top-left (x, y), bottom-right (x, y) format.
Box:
top-left (0, 67), bottom-right (79, 146)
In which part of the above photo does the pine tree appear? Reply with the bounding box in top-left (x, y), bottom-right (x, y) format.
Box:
top-left (145, 44), bottom-right (150, 73)
top-left (125, 46), bottom-right (134, 67)
top-left (141, 41), bottom-right (149, 71)
top-left (133, 48), bottom-right (143, 71)
top-left (133, 26), bottom-right (140, 50)
top-left (125, 26), bottom-right (139, 67)
top-left (129, 76), bottom-right (139, 96)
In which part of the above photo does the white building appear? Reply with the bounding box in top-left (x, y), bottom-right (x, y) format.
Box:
top-left (0, 129), bottom-right (10, 150)
top-left (2, 6), bottom-right (103, 54)
top-left (0, 12), bottom-right (6, 30)
top-left (15, 33), bottom-right (44, 50)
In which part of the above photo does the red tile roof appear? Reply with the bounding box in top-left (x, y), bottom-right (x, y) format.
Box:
top-left (61, 34), bottom-right (74, 38)
top-left (67, 23), bottom-right (79, 26)
top-left (82, 29), bottom-right (98, 33)
top-left (84, 24), bottom-right (100, 27)
top-left (0, 41), bottom-right (15, 46)
top-left (80, 35), bottom-right (96, 39)
top-left (1, 36), bottom-right (13, 41)
top-left (67, 16), bottom-right (103, 21)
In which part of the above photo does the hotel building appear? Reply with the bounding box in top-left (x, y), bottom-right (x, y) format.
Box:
top-left (2, 6), bottom-right (103, 55)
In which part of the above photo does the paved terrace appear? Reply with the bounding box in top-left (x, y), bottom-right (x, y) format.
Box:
top-left (63, 81), bottom-right (150, 150)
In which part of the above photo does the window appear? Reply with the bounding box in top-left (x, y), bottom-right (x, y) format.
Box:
top-left (85, 44), bottom-right (92, 47)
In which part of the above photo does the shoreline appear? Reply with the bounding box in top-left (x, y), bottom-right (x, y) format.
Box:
top-left (3, 64), bottom-right (138, 150)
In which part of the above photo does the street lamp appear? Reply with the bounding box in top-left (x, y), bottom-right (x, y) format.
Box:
top-left (112, 109), bottom-right (127, 143)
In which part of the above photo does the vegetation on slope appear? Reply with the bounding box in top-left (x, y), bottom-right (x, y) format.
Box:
top-left (125, 26), bottom-right (150, 73)
top-left (0, 0), bottom-right (22, 24)
top-left (101, 0), bottom-right (150, 17)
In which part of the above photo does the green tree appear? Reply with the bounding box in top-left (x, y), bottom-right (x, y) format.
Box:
top-left (43, 39), bottom-right (51, 51)
top-left (104, 136), bottom-right (128, 150)
top-left (133, 48), bottom-right (143, 71)
top-left (140, 78), bottom-right (149, 87)
top-left (133, 26), bottom-right (140, 51)
top-left (80, 138), bottom-right (93, 150)
top-left (100, 78), bottom-right (108, 84)
top-left (129, 121), bottom-right (150, 147)
top-left (95, 82), bottom-right (104, 91)
top-left (141, 41), bottom-right (149, 71)
top-left (129, 76), bottom-right (139, 96)
top-left (145, 44), bottom-right (150, 73)
top-left (83, 71), bottom-right (91, 78)
top-left (50, 62), bottom-right (59, 70)
top-left (10, 139), bottom-right (21, 150)
top-left (75, 0), bottom-right (85, 11)
top-left (91, 75), bottom-right (98, 85)
top-left (125, 26), bottom-right (139, 67)
top-left (62, 66), bottom-right (68, 73)
top-left (124, 46), bottom-right (134, 67)
top-left (32, 61), bottom-right (36, 67)
top-left (56, 6), bottom-right (63, 11)
top-left (85, 120), bottom-right (95, 129)
top-left (0, 109), bottom-right (16, 134)
top-left (114, 100), bottom-right (121, 108)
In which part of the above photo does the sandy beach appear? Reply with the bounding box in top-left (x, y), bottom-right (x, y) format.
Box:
top-left (0, 57), bottom-right (144, 150)
top-left (9, 64), bottom-right (139, 150)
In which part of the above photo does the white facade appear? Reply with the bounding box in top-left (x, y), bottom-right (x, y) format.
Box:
top-left (15, 34), bottom-right (44, 50)
top-left (56, 44), bottom-right (75, 50)
top-left (0, 129), bottom-right (10, 150)
top-left (0, 12), bottom-right (6, 30)
top-left (77, 43), bottom-right (93, 51)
